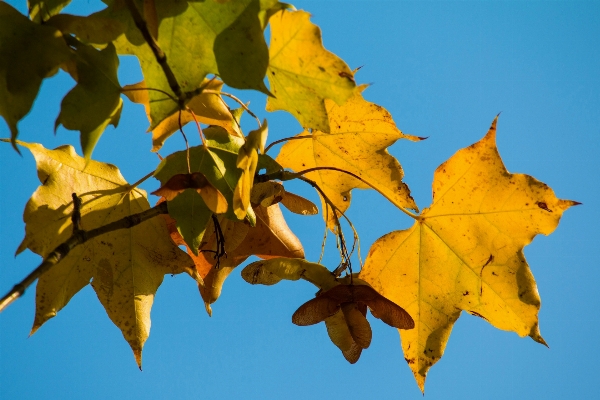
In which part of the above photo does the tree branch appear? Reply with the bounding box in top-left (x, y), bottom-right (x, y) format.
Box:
top-left (123, 0), bottom-right (185, 107)
top-left (0, 200), bottom-right (169, 313)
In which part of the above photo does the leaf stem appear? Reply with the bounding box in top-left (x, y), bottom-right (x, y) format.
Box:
top-left (121, 86), bottom-right (177, 103)
top-left (129, 170), bottom-right (156, 191)
top-left (124, 0), bottom-right (185, 107)
top-left (262, 166), bottom-right (421, 220)
top-left (264, 135), bottom-right (311, 154)
top-left (177, 111), bottom-right (192, 173)
top-left (0, 202), bottom-right (170, 313)
top-left (203, 90), bottom-right (261, 129)
top-left (187, 108), bottom-right (208, 149)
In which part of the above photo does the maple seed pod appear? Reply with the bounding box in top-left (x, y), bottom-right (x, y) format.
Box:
top-left (292, 284), bottom-right (414, 330)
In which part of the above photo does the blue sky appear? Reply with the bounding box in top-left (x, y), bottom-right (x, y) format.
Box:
top-left (1, 1), bottom-right (598, 399)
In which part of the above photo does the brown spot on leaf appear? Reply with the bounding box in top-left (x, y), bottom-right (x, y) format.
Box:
top-left (469, 311), bottom-right (488, 320)
top-left (536, 202), bottom-right (552, 212)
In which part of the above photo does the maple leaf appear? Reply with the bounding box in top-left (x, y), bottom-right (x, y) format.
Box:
top-left (276, 90), bottom-right (423, 230)
top-left (45, 11), bottom-right (122, 44)
top-left (359, 117), bottom-right (579, 391)
top-left (0, 2), bottom-right (71, 149)
top-left (152, 172), bottom-right (228, 213)
top-left (242, 258), bottom-right (413, 363)
top-left (266, 9), bottom-right (356, 132)
top-left (167, 203), bottom-right (304, 315)
top-left (29, 0), bottom-right (71, 23)
top-left (154, 127), bottom-right (254, 220)
top-left (85, 0), bottom-right (281, 129)
top-left (15, 141), bottom-right (195, 368)
top-left (122, 78), bottom-right (243, 151)
top-left (233, 121), bottom-right (268, 219)
top-left (55, 38), bottom-right (123, 161)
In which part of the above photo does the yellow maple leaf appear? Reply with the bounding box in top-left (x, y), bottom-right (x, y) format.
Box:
top-left (123, 78), bottom-right (242, 152)
top-left (276, 90), bottom-right (422, 230)
top-left (359, 117), bottom-right (578, 391)
top-left (15, 141), bottom-right (195, 368)
top-left (233, 121), bottom-right (268, 219)
top-left (266, 9), bottom-right (356, 132)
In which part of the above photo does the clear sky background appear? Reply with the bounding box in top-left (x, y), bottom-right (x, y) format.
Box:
top-left (1, 1), bottom-right (598, 399)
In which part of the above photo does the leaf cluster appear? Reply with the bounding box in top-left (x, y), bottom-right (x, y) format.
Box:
top-left (0, 0), bottom-right (577, 391)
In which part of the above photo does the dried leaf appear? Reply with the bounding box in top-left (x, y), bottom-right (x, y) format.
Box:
top-left (359, 117), bottom-right (579, 391)
top-left (234, 121), bottom-right (268, 219)
top-left (277, 90), bottom-right (422, 230)
top-left (15, 141), bottom-right (194, 368)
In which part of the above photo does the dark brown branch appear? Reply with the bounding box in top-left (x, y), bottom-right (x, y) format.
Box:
top-left (123, 0), bottom-right (185, 107)
top-left (0, 201), bottom-right (169, 313)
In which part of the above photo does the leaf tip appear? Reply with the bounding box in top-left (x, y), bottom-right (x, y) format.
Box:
top-left (204, 302), bottom-right (213, 317)
top-left (133, 348), bottom-right (143, 370)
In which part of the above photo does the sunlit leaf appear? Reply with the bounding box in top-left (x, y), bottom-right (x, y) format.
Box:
top-left (277, 89), bottom-right (423, 230)
top-left (234, 121), bottom-right (268, 219)
top-left (359, 117), bottom-right (579, 391)
top-left (266, 9), bottom-right (356, 132)
top-left (122, 78), bottom-right (242, 151)
top-left (89, 0), bottom-right (279, 129)
top-left (15, 141), bottom-right (194, 368)
top-left (28, 0), bottom-right (71, 23)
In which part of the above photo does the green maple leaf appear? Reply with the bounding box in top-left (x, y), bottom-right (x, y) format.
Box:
top-left (55, 38), bottom-right (123, 161)
top-left (28, 0), bottom-right (71, 23)
top-left (83, 0), bottom-right (281, 129)
top-left (0, 2), bottom-right (71, 150)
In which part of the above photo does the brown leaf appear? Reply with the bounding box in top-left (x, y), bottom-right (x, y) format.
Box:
top-left (165, 203), bottom-right (304, 314)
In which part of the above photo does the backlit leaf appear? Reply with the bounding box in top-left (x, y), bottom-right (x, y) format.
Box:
top-left (153, 127), bottom-right (253, 222)
top-left (55, 39), bottom-right (123, 161)
top-left (277, 90), bottom-right (422, 230)
top-left (90, 0), bottom-right (278, 129)
top-left (122, 78), bottom-right (242, 151)
top-left (28, 0), bottom-right (71, 23)
top-left (359, 117), bottom-right (578, 391)
top-left (0, 3), bottom-right (71, 149)
top-left (266, 9), bottom-right (356, 132)
top-left (233, 121), bottom-right (268, 219)
top-left (251, 181), bottom-right (318, 215)
top-left (15, 141), bottom-right (194, 368)
top-left (167, 203), bottom-right (304, 315)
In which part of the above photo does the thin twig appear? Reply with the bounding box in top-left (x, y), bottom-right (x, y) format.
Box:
top-left (203, 90), bottom-right (261, 128)
top-left (259, 167), bottom-right (420, 220)
top-left (124, 0), bottom-right (185, 107)
top-left (187, 108), bottom-right (207, 149)
top-left (129, 170), bottom-right (156, 191)
top-left (0, 202), bottom-right (170, 313)
top-left (121, 87), bottom-right (177, 103)
top-left (264, 135), bottom-right (311, 154)
top-left (295, 175), bottom-right (356, 277)
top-left (178, 111), bottom-right (191, 173)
